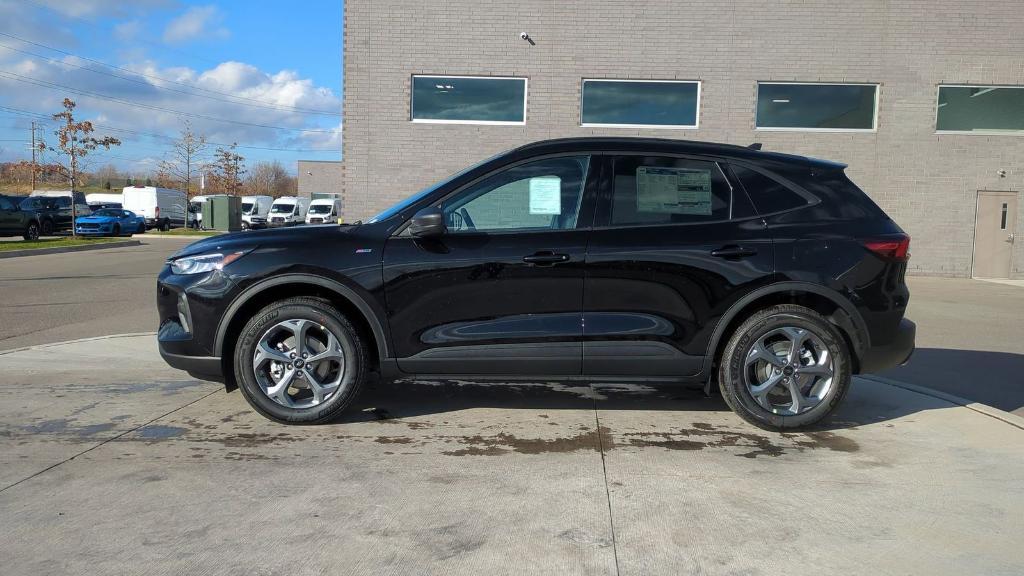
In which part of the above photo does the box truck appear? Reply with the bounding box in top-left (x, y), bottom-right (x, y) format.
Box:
top-left (122, 186), bottom-right (187, 230)
top-left (240, 195), bottom-right (274, 230)
top-left (268, 196), bottom-right (309, 227)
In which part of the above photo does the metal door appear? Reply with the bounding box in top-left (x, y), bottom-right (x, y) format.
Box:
top-left (973, 191), bottom-right (1017, 278)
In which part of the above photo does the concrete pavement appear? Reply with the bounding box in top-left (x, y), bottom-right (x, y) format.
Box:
top-left (0, 237), bottom-right (193, 349)
top-left (1, 335), bottom-right (1022, 576)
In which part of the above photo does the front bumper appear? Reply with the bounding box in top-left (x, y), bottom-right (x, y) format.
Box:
top-left (75, 226), bottom-right (113, 235)
top-left (159, 321), bottom-right (224, 382)
top-left (157, 267), bottom-right (237, 383)
top-left (859, 318), bottom-right (916, 373)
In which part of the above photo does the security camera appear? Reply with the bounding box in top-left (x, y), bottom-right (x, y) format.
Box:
top-left (997, 169), bottom-right (1007, 178)
top-left (520, 32), bottom-right (530, 40)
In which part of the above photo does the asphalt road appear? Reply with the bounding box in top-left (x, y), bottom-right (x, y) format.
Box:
top-left (1, 240), bottom-right (1021, 414)
top-left (0, 237), bottom-right (193, 350)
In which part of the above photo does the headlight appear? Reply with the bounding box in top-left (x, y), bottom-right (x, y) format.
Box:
top-left (170, 251), bottom-right (248, 275)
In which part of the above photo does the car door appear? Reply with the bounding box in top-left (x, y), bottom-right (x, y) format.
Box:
top-left (0, 196), bottom-right (18, 234)
top-left (382, 154), bottom-right (598, 375)
top-left (583, 153), bottom-right (774, 377)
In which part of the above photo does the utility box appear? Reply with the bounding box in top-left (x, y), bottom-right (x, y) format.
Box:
top-left (203, 196), bottom-right (242, 231)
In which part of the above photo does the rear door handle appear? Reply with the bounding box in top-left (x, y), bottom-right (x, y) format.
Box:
top-left (710, 245), bottom-right (758, 259)
top-left (523, 251), bottom-right (570, 265)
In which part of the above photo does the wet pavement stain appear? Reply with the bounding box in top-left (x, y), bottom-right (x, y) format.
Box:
top-left (441, 428), bottom-right (612, 456)
top-left (137, 425), bottom-right (189, 439)
top-left (77, 422), bottom-right (117, 436)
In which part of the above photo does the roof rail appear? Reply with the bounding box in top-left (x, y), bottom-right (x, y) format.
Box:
top-left (748, 143), bottom-right (762, 150)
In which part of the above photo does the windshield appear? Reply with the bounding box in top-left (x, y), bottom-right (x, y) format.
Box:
top-left (92, 209), bottom-right (122, 217)
top-left (309, 204), bottom-right (332, 214)
top-left (271, 203), bottom-right (294, 214)
top-left (242, 202), bottom-right (254, 214)
top-left (367, 151), bottom-right (504, 223)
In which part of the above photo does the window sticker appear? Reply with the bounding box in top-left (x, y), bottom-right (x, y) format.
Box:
top-left (636, 167), bottom-right (712, 215)
top-left (529, 176), bottom-right (562, 215)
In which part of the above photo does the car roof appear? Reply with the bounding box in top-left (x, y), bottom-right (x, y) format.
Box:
top-left (507, 137), bottom-right (847, 169)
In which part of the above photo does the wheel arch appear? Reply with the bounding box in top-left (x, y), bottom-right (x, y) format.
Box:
top-left (703, 282), bottom-right (869, 385)
top-left (215, 274), bottom-right (389, 385)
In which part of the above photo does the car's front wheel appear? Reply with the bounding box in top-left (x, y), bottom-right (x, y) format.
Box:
top-left (719, 304), bottom-right (851, 430)
top-left (23, 221), bottom-right (39, 241)
top-left (40, 219), bottom-right (54, 236)
top-left (234, 297), bottom-right (370, 423)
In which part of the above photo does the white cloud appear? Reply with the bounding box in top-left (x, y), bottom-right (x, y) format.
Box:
top-left (114, 20), bottom-right (143, 41)
top-left (28, 0), bottom-right (175, 19)
top-left (163, 5), bottom-right (229, 44)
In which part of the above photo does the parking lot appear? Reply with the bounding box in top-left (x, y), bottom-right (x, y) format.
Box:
top-left (1, 242), bottom-right (1023, 575)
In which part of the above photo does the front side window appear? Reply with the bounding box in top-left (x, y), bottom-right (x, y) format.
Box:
top-left (607, 156), bottom-right (731, 226)
top-left (936, 86), bottom-right (1024, 133)
top-left (581, 80), bottom-right (699, 128)
top-left (756, 83), bottom-right (877, 131)
top-left (440, 156), bottom-right (590, 233)
top-left (411, 75), bottom-right (527, 124)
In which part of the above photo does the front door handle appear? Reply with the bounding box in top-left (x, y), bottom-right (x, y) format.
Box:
top-left (710, 245), bottom-right (758, 259)
top-left (523, 251), bottom-right (570, 265)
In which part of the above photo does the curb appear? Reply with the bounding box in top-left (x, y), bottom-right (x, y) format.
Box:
top-left (859, 374), bottom-right (1024, 431)
top-left (0, 332), bottom-right (157, 356)
top-left (0, 239), bottom-right (141, 259)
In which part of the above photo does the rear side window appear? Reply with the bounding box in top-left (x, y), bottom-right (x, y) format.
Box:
top-left (607, 156), bottom-right (731, 226)
top-left (0, 197), bottom-right (14, 211)
top-left (732, 165), bottom-right (809, 214)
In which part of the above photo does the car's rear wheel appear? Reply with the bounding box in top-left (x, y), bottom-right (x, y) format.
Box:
top-left (112, 224), bottom-right (120, 237)
top-left (160, 219), bottom-right (170, 232)
top-left (719, 304), bottom-right (851, 430)
top-left (234, 297), bottom-right (370, 424)
top-left (137, 222), bottom-right (146, 234)
top-left (40, 219), bottom-right (54, 236)
top-left (23, 222), bottom-right (39, 241)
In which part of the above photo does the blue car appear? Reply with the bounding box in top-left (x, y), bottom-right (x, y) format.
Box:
top-left (75, 208), bottom-right (147, 237)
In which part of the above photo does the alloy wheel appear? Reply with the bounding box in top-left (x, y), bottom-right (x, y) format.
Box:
top-left (743, 326), bottom-right (835, 415)
top-left (252, 318), bottom-right (346, 408)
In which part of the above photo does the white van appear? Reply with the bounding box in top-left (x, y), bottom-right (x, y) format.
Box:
top-left (305, 198), bottom-right (343, 224)
top-left (122, 186), bottom-right (187, 230)
top-left (269, 196), bottom-right (310, 227)
top-left (85, 192), bottom-right (124, 210)
top-left (240, 195), bottom-right (274, 229)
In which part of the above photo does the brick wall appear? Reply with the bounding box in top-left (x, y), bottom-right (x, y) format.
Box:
top-left (343, 0), bottom-right (1024, 277)
top-left (297, 160), bottom-right (343, 199)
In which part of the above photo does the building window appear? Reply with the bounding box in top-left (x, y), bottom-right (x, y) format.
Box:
top-left (411, 75), bottom-right (527, 124)
top-left (755, 83), bottom-right (878, 131)
top-left (936, 86), bottom-right (1024, 134)
top-left (581, 79), bottom-right (700, 128)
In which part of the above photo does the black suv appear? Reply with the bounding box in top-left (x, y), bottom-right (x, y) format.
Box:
top-left (157, 138), bottom-right (914, 429)
top-left (0, 195), bottom-right (43, 240)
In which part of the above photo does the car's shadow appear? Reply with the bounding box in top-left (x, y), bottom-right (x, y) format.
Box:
top-left (334, 375), bottom-right (933, 432)
top-left (883, 348), bottom-right (1024, 415)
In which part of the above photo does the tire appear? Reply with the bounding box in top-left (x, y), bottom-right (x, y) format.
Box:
top-left (112, 224), bottom-right (120, 237)
top-left (23, 221), bottom-right (40, 241)
top-left (718, 304), bottom-right (851, 430)
top-left (137, 222), bottom-right (146, 234)
top-left (160, 219), bottom-right (170, 232)
top-left (241, 221), bottom-right (250, 231)
top-left (234, 296), bottom-right (370, 424)
top-left (40, 219), bottom-right (54, 236)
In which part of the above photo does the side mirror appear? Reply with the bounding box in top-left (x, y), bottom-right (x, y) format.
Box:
top-left (409, 206), bottom-right (446, 238)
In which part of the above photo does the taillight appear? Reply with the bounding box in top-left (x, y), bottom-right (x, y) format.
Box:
top-left (861, 234), bottom-right (910, 262)
top-left (155, 206), bottom-right (160, 217)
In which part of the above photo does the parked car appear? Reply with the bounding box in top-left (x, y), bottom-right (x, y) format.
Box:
top-left (75, 208), bottom-right (146, 236)
top-left (306, 198), bottom-right (343, 224)
top-left (157, 137), bottom-right (915, 429)
top-left (122, 186), bottom-right (187, 230)
top-left (0, 195), bottom-right (42, 240)
top-left (268, 196), bottom-right (310, 227)
top-left (18, 196), bottom-right (62, 235)
top-left (240, 195), bottom-right (274, 230)
top-left (28, 190), bottom-right (90, 232)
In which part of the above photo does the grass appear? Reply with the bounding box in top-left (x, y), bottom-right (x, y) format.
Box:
top-left (144, 228), bottom-right (221, 237)
top-left (0, 236), bottom-right (127, 253)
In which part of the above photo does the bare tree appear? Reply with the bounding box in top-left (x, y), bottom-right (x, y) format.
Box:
top-left (208, 143), bottom-right (245, 195)
top-left (245, 160), bottom-right (290, 197)
top-left (38, 98), bottom-right (121, 235)
top-left (157, 121), bottom-right (207, 198)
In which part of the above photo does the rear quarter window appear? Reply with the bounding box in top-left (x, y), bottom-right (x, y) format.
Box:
top-left (732, 165), bottom-right (809, 214)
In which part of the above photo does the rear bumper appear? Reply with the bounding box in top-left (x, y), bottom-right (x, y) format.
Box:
top-left (858, 318), bottom-right (916, 373)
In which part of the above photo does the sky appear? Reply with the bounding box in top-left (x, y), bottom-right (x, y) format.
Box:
top-left (0, 0), bottom-right (344, 176)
